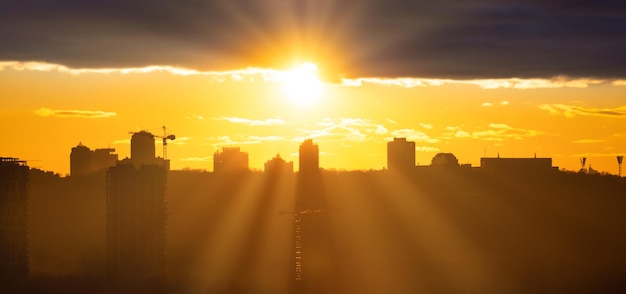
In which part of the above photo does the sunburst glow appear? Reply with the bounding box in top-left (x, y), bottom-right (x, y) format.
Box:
top-left (281, 63), bottom-right (323, 107)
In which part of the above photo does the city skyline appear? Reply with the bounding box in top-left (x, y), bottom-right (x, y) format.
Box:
top-left (16, 130), bottom-right (626, 176)
top-left (2, 0), bottom-right (625, 175)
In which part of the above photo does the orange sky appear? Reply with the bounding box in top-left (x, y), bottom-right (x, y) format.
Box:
top-left (1, 62), bottom-right (625, 175)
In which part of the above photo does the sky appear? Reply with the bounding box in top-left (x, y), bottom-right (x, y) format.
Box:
top-left (1, 0), bottom-right (625, 175)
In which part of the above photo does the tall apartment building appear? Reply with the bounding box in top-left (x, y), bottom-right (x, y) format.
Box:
top-left (298, 139), bottom-right (319, 175)
top-left (0, 157), bottom-right (29, 284)
top-left (387, 137), bottom-right (416, 173)
top-left (107, 132), bottom-right (167, 284)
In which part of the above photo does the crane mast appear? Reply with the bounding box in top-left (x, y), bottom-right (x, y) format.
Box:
top-left (159, 126), bottom-right (176, 160)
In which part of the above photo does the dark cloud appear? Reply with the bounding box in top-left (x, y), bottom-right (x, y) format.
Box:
top-left (1, 0), bottom-right (625, 79)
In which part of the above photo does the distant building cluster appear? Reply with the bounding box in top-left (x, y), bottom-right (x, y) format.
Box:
top-left (264, 154), bottom-right (294, 174)
top-left (387, 137), bottom-right (557, 173)
top-left (70, 143), bottom-right (118, 176)
top-left (214, 147), bottom-right (249, 173)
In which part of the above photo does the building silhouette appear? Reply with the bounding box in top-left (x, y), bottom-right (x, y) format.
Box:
top-left (293, 140), bottom-right (334, 292)
top-left (264, 154), bottom-right (293, 174)
top-left (0, 157), bottom-right (29, 285)
top-left (298, 139), bottom-right (319, 174)
top-left (480, 156), bottom-right (556, 173)
top-left (70, 142), bottom-right (118, 176)
top-left (387, 137), bottom-right (416, 172)
top-left (131, 131), bottom-right (157, 166)
top-left (213, 147), bottom-right (249, 173)
top-left (431, 152), bottom-right (460, 167)
top-left (107, 132), bottom-right (167, 285)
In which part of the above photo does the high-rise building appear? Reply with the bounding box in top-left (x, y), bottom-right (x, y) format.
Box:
top-left (213, 147), bottom-right (249, 173)
top-left (107, 133), bottom-right (167, 285)
top-left (298, 139), bottom-right (319, 174)
top-left (0, 157), bottom-right (29, 284)
top-left (293, 141), bottom-right (333, 292)
top-left (131, 131), bottom-right (156, 166)
top-left (92, 148), bottom-right (118, 171)
top-left (70, 143), bottom-right (92, 176)
top-left (387, 137), bottom-right (416, 172)
top-left (70, 143), bottom-right (118, 176)
top-left (264, 154), bottom-right (293, 174)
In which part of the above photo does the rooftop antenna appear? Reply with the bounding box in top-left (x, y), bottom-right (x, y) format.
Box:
top-left (580, 157), bottom-right (587, 172)
top-left (617, 156), bottom-right (623, 177)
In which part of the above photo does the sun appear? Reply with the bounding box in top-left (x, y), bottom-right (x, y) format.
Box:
top-left (281, 63), bottom-right (323, 107)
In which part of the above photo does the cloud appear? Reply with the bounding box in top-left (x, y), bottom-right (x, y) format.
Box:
top-left (445, 123), bottom-right (541, 141)
top-left (180, 156), bottom-right (212, 162)
top-left (209, 135), bottom-right (285, 148)
top-left (341, 76), bottom-right (625, 89)
top-left (572, 139), bottom-right (606, 144)
top-left (34, 108), bottom-right (116, 118)
top-left (482, 102), bottom-right (493, 107)
top-left (185, 114), bottom-right (205, 121)
top-left (247, 136), bottom-right (285, 142)
top-left (539, 104), bottom-right (626, 118)
top-left (454, 130), bottom-right (471, 138)
top-left (390, 129), bottom-right (438, 143)
top-left (213, 116), bottom-right (285, 126)
top-left (4, 60), bottom-right (626, 87)
top-left (1, 61), bottom-right (286, 83)
top-left (1, 1), bottom-right (626, 79)
top-left (298, 118), bottom-right (388, 143)
top-left (473, 124), bottom-right (541, 141)
top-left (386, 119), bottom-right (399, 125)
top-left (419, 123), bottom-right (433, 129)
top-left (416, 146), bottom-right (439, 152)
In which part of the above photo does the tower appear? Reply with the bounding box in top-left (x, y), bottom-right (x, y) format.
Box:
top-left (0, 158), bottom-right (29, 285)
top-left (618, 156), bottom-right (623, 177)
top-left (293, 140), bottom-right (333, 293)
top-left (298, 139), bottom-right (319, 175)
top-left (107, 134), bottom-right (167, 285)
top-left (70, 143), bottom-right (92, 176)
top-left (131, 131), bottom-right (156, 166)
top-left (387, 137), bottom-right (415, 172)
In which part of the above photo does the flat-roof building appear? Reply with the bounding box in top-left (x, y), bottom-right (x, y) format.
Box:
top-left (299, 139), bottom-right (319, 174)
top-left (214, 147), bottom-right (249, 173)
top-left (0, 157), bottom-right (29, 284)
top-left (106, 133), bottom-right (167, 285)
top-left (387, 137), bottom-right (416, 173)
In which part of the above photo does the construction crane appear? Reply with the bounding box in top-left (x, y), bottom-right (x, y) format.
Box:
top-left (156, 126), bottom-right (176, 160)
